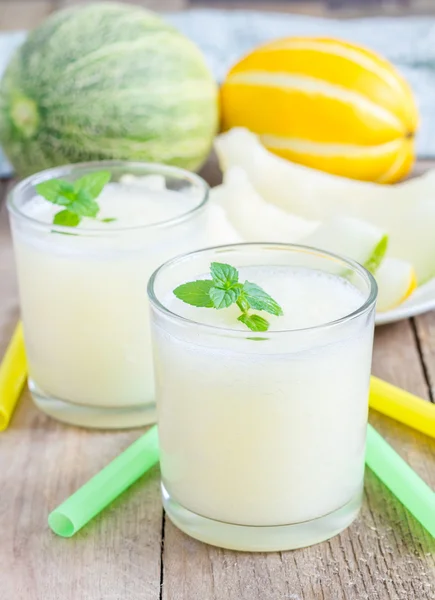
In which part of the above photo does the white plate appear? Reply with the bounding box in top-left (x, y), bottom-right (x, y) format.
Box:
top-left (375, 279), bottom-right (435, 325)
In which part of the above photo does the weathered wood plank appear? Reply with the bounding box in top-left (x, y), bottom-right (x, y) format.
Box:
top-left (58, 0), bottom-right (188, 10)
top-left (189, 1), bottom-right (327, 14)
top-left (0, 183), bottom-right (19, 357)
top-left (162, 320), bottom-right (435, 600)
top-left (0, 186), bottom-right (163, 600)
top-left (199, 150), bottom-right (222, 188)
top-left (190, 0), bottom-right (435, 16)
top-left (413, 314), bottom-right (435, 401)
top-left (372, 321), bottom-right (429, 402)
top-left (0, 1), bottom-right (55, 30)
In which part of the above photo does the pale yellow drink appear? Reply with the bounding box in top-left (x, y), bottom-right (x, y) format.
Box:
top-left (8, 164), bottom-right (209, 428)
top-left (148, 244), bottom-right (377, 551)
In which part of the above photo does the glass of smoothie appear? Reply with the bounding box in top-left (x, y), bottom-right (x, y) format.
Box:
top-left (148, 243), bottom-right (377, 551)
top-left (8, 161), bottom-right (209, 428)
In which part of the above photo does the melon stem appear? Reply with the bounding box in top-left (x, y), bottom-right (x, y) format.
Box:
top-left (11, 96), bottom-right (40, 138)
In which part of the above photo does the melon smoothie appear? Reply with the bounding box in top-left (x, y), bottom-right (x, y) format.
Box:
top-left (148, 243), bottom-right (377, 551)
top-left (8, 162), bottom-right (209, 428)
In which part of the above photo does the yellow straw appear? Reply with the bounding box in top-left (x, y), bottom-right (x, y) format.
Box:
top-left (370, 376), bottom-right (435, 439)
top-left (0, 322), bottom-right (27, 431)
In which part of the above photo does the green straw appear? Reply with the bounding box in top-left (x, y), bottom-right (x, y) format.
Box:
top-left (366, 424), bottom-right (435, 537)
top-left (48, 425), bottom-right (159, 537)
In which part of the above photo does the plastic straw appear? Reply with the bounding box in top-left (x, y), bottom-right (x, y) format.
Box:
top-left (0, 322), bottom-right (27, 431)
top-left (48, 425), bottom-right (159, 537)
top-left (366, 424), bottom-right (435, 537)
top-left (370, 376), bottom-right (435, 439)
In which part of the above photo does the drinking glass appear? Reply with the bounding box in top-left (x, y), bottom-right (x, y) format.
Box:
top-left (8, 161), bottom-right (209, 428)
top-left (148, 243), bottom-right (377, 551)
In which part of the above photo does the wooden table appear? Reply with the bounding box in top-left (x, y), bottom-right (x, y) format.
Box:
top-left (0, 156), bottom-right (434, 599)
top-left (0, 0), bottom-right (435, 31)
top-left (0, 2), bottom-right (434, 598)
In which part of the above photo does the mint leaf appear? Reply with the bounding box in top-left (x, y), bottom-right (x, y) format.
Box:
top-left (209, 286), bottom-right (240, 309)
top-left (243, 281), bottom-right (283, 316)
top-left (35, 170), bottom-right (111, 229)
top-left (210, 262), bottom-right (239, 288)
top-left (236, 294), bottom-right (250, 313)
top-left (173, 262), bottom-right (283, 333)
top-left (36, 180), bottom-right (75, 206)
top-left (238, 313), bottom-right (270, 332)
top-left (69, 190), bottom-right (100, 217)
top-left (73, 171), bottom-right (111, 200)
top-left (101, 218), bottom-right (117, 223)
top-left (53, 210), bottom-right (81, 227)
top-left (173, 280), bottom-right (214, 308)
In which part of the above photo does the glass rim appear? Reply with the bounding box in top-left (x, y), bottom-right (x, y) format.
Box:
top-left (147, 242), bottom-right (378, 336)
top-left (7, 160), bottom-right (210, 235)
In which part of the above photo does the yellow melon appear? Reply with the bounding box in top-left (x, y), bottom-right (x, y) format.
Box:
top-left (221, 37), bottom-right (418, 183)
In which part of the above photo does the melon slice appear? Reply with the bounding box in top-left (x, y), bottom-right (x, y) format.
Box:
top-left (206, 193), bottom-right (244, 245)
top-left (215, 128), bottom-right (435, 283)
top-left (375, 258), bottom-right (417, 312)
top-left (400, 276), bottom-right (435, 307)
top-left (210, 168), bottom-right (388, 274)
top-left (217, 167), bottom-right (319, 242)
top-left (302, 216), bottom-right (388, 274)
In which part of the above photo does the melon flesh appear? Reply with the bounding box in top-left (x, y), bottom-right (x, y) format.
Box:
top-left (210, 167), bottom-right (388, 276)
top-left (218, 167), bottom-right (319, 242)
top-left (215, 128), bottom-right (435, 283)
top-left (302, 216), bottom-right (388, 274)
top-left (206, 197), bottom-right (244, 246)
top-left (376, 258), bottom-right (417, 312)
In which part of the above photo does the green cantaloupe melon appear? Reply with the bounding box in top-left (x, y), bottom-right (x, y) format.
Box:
top-left (0, 2), bottom-right (219, 177)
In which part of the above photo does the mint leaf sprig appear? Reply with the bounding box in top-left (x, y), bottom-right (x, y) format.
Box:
top-left (173, 262), bottom-right (283, 332)
top-left (36, 170), bottom-right (115, 227)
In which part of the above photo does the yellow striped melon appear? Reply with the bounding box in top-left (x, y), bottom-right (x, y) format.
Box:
top-left (221, 37), bottom-right (418, 183)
